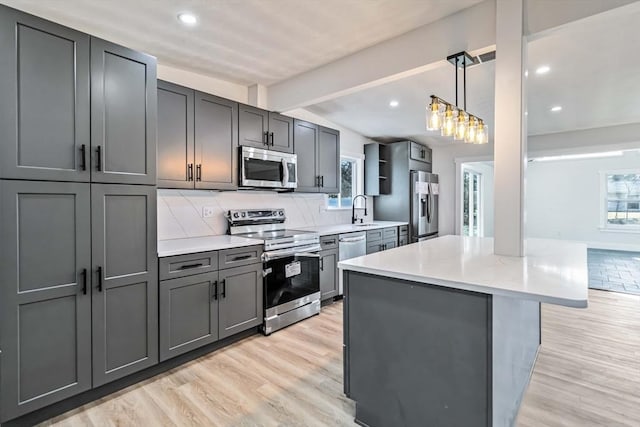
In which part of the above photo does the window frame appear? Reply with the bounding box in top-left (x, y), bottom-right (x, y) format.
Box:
top-left (327, 153), bottom-right (365, 210)
top-left (599, 169), bottom-right (640, 233)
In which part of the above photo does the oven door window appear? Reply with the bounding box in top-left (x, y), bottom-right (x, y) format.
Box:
top-left (264, 254), bottom-right (319, 309)
top-left (244, 157), bottom-right (283, 182)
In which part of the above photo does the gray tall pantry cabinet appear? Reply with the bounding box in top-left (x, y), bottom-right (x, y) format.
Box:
top-left (0, 5), bottom-right (158, 423)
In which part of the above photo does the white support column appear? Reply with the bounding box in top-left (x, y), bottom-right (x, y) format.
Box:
top-left (248, 84), bottom-right (268, 109)
top-left (493, 0), bottom-right (527, 256)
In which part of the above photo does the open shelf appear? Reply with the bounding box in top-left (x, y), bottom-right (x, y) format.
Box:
top-left (365, 143), bottom-right (391, 195)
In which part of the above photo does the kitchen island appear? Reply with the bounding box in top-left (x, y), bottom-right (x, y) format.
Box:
top-left (338, 236), bottom-right (588, 427)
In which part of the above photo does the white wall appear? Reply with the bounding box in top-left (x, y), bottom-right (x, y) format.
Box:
top-left (157, 63), bottom-right (248, 103)
top-left (525, 150), bottom-right (640, 250)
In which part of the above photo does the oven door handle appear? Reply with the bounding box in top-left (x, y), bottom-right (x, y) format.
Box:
top-left (262, 244), bottom-right (321, 261)
top-left (281, 158), bottom-right (289, 187)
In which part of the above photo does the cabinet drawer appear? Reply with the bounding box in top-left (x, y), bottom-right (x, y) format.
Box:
top-left (383, 227), bottom-right (398, 240)
top-left (219, 245), bottom-right (263, 269)
top-left (160, 251), bottom-right (218, 280)
top-left (320, 234), bottom-right (339, 250)
top-left (366, 229), bottom-right (383, 242)
top-left (399, 225), bottom-right (408, 236)
top-left (399, 236), bottom-right (409, 246)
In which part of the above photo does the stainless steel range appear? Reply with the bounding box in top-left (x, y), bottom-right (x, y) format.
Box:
top-left (227, 209), bottom-right (321, 335)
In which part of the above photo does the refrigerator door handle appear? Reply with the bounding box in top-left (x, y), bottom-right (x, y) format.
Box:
top-left (426, 193), bottom-right (432, 223)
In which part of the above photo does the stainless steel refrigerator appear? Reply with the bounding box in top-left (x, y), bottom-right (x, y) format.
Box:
top-left (372, 141), bottom-right (438, 242)
top-left (410, 171), bottom-right (439, 241)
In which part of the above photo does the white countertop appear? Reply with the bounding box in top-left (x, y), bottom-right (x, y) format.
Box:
top-left (158, 235), bottom-right (264, 257)
top-left (298, 221), bottom-right (408, 236)
top-left (338, 235), bottom-right (588, 308)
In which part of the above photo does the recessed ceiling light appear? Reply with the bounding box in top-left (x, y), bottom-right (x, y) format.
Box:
top-left (389, 100), bottom-right (399, 108)
top-left (536, 65), bottom-right (550, 75)
top-left (550, 106), bottom-right (562, 112)
top-left (177, 12), bottom-right (198, 26)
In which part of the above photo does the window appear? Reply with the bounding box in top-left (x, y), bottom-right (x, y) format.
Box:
top-left (462, 169), bottom-right (483, 236)
top-left (328, 155), bottom-right (363, 209)
top-left (603, 172), bottom-right (640, 229)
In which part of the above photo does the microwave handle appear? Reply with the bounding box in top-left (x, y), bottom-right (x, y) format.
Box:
top-left (281, 158), bottom-right (289, 187)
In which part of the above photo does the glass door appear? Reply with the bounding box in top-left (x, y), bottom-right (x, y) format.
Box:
top-left (462, 170), bottom-right (483, 236)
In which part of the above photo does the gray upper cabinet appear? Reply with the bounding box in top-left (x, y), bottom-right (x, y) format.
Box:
top-left (159, 272), bottom-right (219, 361)
top-left (157, 80), bottom-right (194, 189)
top-left (91, 184), bottom-right (158, 387)
top-left (239, 105), bottom-right (294, 153)
top-left (409, 141), bottom-right (432, 163)
top-left (195, 91), bottom-right (239, 190)
top-left (318, 126), bottom-right (340, 194)
top-left (294, 119), bottom-right (320, 192)
top-left (0, 180), bottom-right (92, 422)
top-left (0, 6), bottom-right (90, 182)
top-left (91, 38), bottom-right (157, 185)
top-left (218, 264), bottom-right (263, 340)
top-left (268, 112), bottom-right (294, 153)
top-left (294, 120), bottom-right (340, 193)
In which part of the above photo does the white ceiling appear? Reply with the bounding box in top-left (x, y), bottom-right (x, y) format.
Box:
top-left (1, 0), bottom-right (483, 85)
top-left (307, 2), bottom-right (640, 142)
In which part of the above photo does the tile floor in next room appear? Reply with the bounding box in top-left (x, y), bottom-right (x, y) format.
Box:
top-left (588, 249), bottom-right (640, 295)
top-left (39, 290), bottom-right (640, 427)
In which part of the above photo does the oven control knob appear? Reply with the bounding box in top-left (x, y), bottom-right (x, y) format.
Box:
top-left (233, 212), bottom-right (239, 218)
top-left (241, 212), bottom-right (246, 217)
top-left (279, 211), bottom-right (284, 216)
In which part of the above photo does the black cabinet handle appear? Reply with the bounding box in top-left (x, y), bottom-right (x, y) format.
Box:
top-left (187, 163), bottom-right (194, 181)
top-left (97, 266), bottom-right (103, 292)
top-left (231, 254), bottom-right (253, 261)
top-left (263, 131), bottom-right (269, 145)
top-left (221, 279), bottom-right (226, 298)
top-left (270, 132), bottom-right (274, 146)
top-left (320, 257), bottom-right (324, 271)
top-left (179, 263), bottom-right (203, 270)
top-left (324, 240), bottom-right (336, 245)
top-left (80, 144), bottom-right (87, 171)
top-left (316, 176), bottom-right (320, 187)
top-left (320, 176), bottom-right (324, 187)
top-left (96, 146), bottom-right (102, 171)
top-left (81, 268), bottom-right (87, 295)
top-left (212, 281), bottom-right (218, 300)
top-left (196, 164), bottom-right (202, 181)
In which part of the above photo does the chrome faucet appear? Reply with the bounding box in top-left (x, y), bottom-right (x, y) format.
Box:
top-left (352, 195), bottom-right (368, 224)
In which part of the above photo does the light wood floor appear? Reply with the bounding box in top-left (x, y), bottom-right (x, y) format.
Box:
top-left (40, 290), bottom-right (640, 427)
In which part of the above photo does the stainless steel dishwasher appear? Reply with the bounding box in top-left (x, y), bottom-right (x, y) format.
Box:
top-left (338, 231), bottom-right (367, 295)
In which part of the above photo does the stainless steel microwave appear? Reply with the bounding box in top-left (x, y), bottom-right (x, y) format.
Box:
top-left (240, 146), bottom-right (297, 189)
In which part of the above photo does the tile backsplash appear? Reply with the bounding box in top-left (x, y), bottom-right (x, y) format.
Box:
top-left (158, 189), bottom-right (373, 240)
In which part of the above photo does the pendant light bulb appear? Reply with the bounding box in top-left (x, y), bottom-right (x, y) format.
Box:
top-left (475, 120), bottom-right (485, 144)
top-left (454, 111), bottom-right (468, 140)
top-left (465, 117), bottom-right (477, 143)
top-left (426, 98), bottom-right (441, 131)
top-left (441, 105), bottom-right (455, 137)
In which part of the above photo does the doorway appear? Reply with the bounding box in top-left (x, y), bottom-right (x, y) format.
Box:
top-left (462, 168), bottom-right (482, 237)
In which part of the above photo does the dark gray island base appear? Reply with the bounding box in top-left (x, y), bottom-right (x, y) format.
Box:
top-left (343, 271), bottom-right (540, 427)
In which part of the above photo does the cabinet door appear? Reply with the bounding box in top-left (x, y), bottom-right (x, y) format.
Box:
top-left (293, 119), bottom-right (319, 192)
top-left (91, 184), bottom-right (158, 386)
top-left (0, 6), bottom-right (90, 182)
top-left (410, 142), bottom-right (431, 163)
top-left (0, 181), bottom-right (91, 422)
top-left (399, 236), bottom-right (409, 246)
top-left (238, 104), bottom-right (269, 149)
top-left (268, 112), bottom-right (294, 153)
top-left (383, 239), bottom-right (397, 251)
top-left (318, 126), bottom-right (340, 194)
top-left (218, 264), bottom-right (263, 340)
top-left (91, 38), bottom-right (157, 185)
top-left (320, 249), bottom-right (339, 300)
top-left (195, 91), bottom-right (238, 190)
top-left (159, 272), bottom-right (219, 361)
top-left (157, 80), bottom-right (194, 189)
top-left (366, 242), bottom-right (383, 255)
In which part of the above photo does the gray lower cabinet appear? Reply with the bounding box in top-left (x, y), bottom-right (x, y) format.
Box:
top-left (366, 227), bottom-right (398, 254)
top-left (320, 249), bottom-right (339, 300)
top-left (218, 263), bottom-right (263, 339)
top-left (90, 38), bottom-right (157, 185)
top-left (159, 253), bottom-right (263, 360)
top-left (91, 184), bottom-right (158, 387)
top-left (159, 272), bottom-right (219, 361)
top-left (0, 181), bottom-right (92, 422)
top-left (0, 5), bottom-right (90, 182)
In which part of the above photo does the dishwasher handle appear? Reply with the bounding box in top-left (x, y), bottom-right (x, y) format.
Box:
top-left (339, 235), bottom-right (366, 243)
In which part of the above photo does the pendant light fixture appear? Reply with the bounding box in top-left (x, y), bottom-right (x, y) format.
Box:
top-left (426, 51), bottom-right (489, 144)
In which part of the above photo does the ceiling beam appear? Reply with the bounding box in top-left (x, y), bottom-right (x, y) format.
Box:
top-left (267, 0), bottom-right (497, 112)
